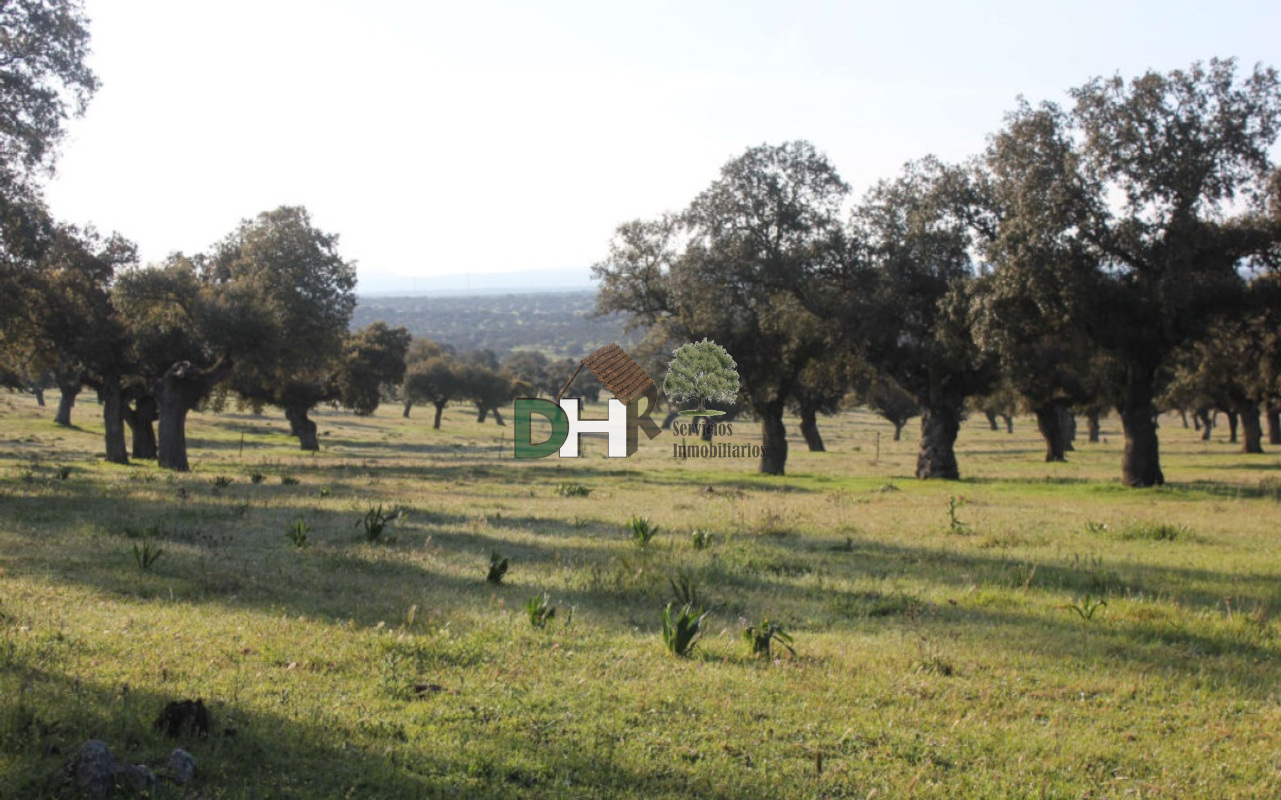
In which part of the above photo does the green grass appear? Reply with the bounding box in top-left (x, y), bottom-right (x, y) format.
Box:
top-left (0, 392), bottom-right (1279, 797)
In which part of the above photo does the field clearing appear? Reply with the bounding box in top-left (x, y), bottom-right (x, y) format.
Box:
top-left (1, 393), bottom-right (1279, 799)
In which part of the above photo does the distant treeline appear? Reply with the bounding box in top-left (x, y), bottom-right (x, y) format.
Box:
top-left (351, 291), bottom-right (637, 359)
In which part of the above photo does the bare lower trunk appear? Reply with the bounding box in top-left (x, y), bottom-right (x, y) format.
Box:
top-left (892, 421), bottom-right (904, 441)
top-left (55, 383), bottom-right (79, 426)
top-left (285, 405), bottom-right (319, 451)
top-left (433, 401), bottom-right (446, 430)
top-left (476, 404), bottom-right (488, 423)
top-left (1196, 408), bottom-right (1213, 441)
top-left (1268, 405), bottom-right (1280, 446)
top-left (916, 394), bottom-right (962, 480)
top-left (1225, 411), bottom-right (1239, 444)
top-left (1034, 404), bottom-right (1068, 463)
top-left (799, 407), bottom-right (825, 452)
top-left (1086, 410), bottom-right (1101, 443)
top-left (101, 378), bottom-right (129, 465)
top-left (662, 411), bottom-right (678, 430)
top-left (33, 387), bottom-right (45, 407)
top-left (155, 360), bottom-right (233, 471)
top-left (1002, 414), bottom-right (1013, 434)
top-left (1060, 408), bottom-right (1075, 450)
top-left (760, 400), bottom-right (787, 476)
top-left (403, 400), bottom-right (412, 418)
top-left (125, 394), bottom-right (158, 459)
top-left (985, 411), bottom-right (999, 431)
top-left (1118, 368), bottom-right (1163, 487)
top-left (1238, 402), bottom-right (1263, 454)
top-left (700, 420), bottom-right (714, 442)
top-left (491, 406), bottom-right (505, 427)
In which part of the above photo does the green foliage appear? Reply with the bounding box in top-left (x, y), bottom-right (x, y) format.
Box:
top-left (663, 339), bottom-right (740, 412)
top-left (357, 504), bottom-right (399, 544)
top-left (669, 568), bottom-right (700, 608)
top-left (1063, 594), bottom-right (1108, 621)
top-left (486, 552), bottom-right (509, 585)
top-left (742, 619), bottom-right (796, 660)
top-left (947, 496), bottom-right (969, 535)
top-left (690, 529), bottom-right (712, 550)
top-left (247, 471), bottom-right (266, 484)
top-left (212, 474), bottom-right (233, 488)
top-left (131, 542), bottom-right (163, 571)
top-left (662, 602), bottom-right (708, 658)
top-left (287, 518), bottom-right (310, 548)
top-left (627, 516), bottom-right (659, 547)
top-left (280, 475), bottom-right (299, 485)
top-left (525, 593), bottom-right (556, 629)
top-left (555, 482), bottom-right (591, 497)
top-left (54, 465), bottom-right (72, 481)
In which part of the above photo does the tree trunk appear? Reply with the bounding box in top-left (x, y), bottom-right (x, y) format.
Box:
top-left (1118, 369), bottom-right (1163, 487)
top-left (1002, 414), bottom-right (1014, 434)
top-left (33, 387), bottom-right (45, 407)
top-left (1238, 402), bottom-right (1263, 454)
top-left (916, 394), bottom-right (963, 480)
top-left (1267, 404), bottom-right (1280, 446)
top-left (662, 411), bottom-right (678, 430)
top-left (1224, 410), bottom-right (1239, 444)
top-left (100, 378), bottom-right (129, 465)
top-left (491, 406), bottom-right (505, 427)
top-left (892, 421), bottom-right (904, 441)
top-left (799, 407), bottom-right (825, 452)
top-left (125, 394), bottom-right (158, 459)
top-left (759, 400), bottom-right (787, 476)
top-left (155, 360), bottom-right (233, 472)
top-left (1060, 408), bottom-right (1075, 451)
top-left (476, 404), bottom-right (488, 423)
top-left (1086, 409), bottom-right (1101, 443)
top-left (55, 381), bottom-right (79, 426)
top-left (985, 411), bottom-right (999, 431)
top-left (433, 400), bottom-right (446, 430)
top-left (700, 419), bottom-right (714, 442)
top-left (285, 404), bottom-right (319, 451)
top-left (1196, 408), bottom-right (1213, 441)
top-left (403, 399), bottom-right (412, 418)
top-left (1034, 404), bottom-right (1068, 463)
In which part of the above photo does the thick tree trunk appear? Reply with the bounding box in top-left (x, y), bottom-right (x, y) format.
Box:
top-left (1225, 411), bottom-right (1239, 444)
top-left (1196, 408), bottom-right (1213, 441)
top-left (403, 399), bottom-right (412, 418)
top-left (1060, 408), bottom-right (1075, 450)
top-left (433, 400), bottom-right (446, 430)
top-left (916, 394), bottom-right (963, 480)
top-left (100, 378), bottom-right (129, 465)
top-left (1118, 369), bottom-right (1163, 487)
top-left (662, 411), bottom-right (678, 430)
top-left (1002, 414), bottom-right (1014, 434)
top-left (1238, 402), bottom-right (1263, 454)
top-left (892, 421), bottom-right (904, 441)
top-left (33, 387), bottom-right (45, 407)
top-left (759, 400), bottom-right (787, 476)
top-left (1034, 404), bottom-right (1068, 463)
top-left (985, 411), bottom-right (999, 431)
top-left (491, 406), bottom-right (505, 427)
top-left (55, 382), bottom-right (79, 426)
top-left (125, 394), bottom-right (158, 459)
top-left (155, 360), bottom-right (232, 472)
top-left (1267, 405), bottom-right (1280, 446)
top-left (285, 405), bottom-right (319, 451)
top-left (799, 407), bottom-right (825, 452)
top-left (1086, 410), bottom-right (1101, 443)
top-left (476, 404), bottom-right (488, 423)
top-left (700, 419), bottom-right (714, 442)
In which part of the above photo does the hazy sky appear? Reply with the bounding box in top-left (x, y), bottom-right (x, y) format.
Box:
top-left (43, 0), bottom-right (1281, 293)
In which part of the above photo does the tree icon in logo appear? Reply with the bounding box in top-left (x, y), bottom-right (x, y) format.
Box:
top-left (663, 339), bottom-right (740, 416)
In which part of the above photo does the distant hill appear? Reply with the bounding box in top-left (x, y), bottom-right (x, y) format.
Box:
top-left (351, 290), bottom-right (639, 359)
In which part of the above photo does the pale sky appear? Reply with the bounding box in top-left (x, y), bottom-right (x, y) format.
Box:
top-left (43, 0), bottom-right (1281, 294)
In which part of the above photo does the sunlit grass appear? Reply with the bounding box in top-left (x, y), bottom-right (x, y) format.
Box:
top-left (1, 391), bottom-right (1278, 797)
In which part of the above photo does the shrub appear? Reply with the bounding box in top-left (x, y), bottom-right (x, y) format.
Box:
top-left (627, 516), bottom-right (659, 548)
top-left (287, 518), bottom-right (310, 548)
top-left (357, 504), bottom-right (400, 543)
top-left (211, 475), bottom-right (233, 488)
top-left (487, 552), bottom-right (509, 585)
top-left (526, 593), bottom-right (556, 628)
top-left (662, 602), bottom-right (707, 658)
top-left (555, 482), bottom-right (591, 497)
top-left (743, 619), bottom-right (795, 660)
top-left (132, 542), bottom-right (164, 571)
top-left (690, 529), bottom-right (712, 550)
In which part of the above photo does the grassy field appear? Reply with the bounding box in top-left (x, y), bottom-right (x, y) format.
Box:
top-left (1, 392), bottom-right (1279, 799)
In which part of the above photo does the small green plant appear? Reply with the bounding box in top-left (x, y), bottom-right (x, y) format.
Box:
top-left (526, 593), bottom-right (556, 628)
top-left (357, 504), bottom-right (399, 543)
top-left (55, 465), bottom-right (72, 480)
top-left (1119, 522), bottom-right (1186, 541)
top-left (555, 482), bottom-right (591, 497)
top-left (662, 602), bottom-right (708, 658)
top-left (212, 475), bottom-right (233, 488)
top-left (248, 471), bottom-right (266, 485)
top-left (690, 529), bottom-right (712, 550)
top-left (487, 552), bottom-right (509, 585)
top-left (1063, 594), bottom-right (1107, 620)
top-left (742, 619), bottom-right (796, 660)
top-left (316, 486), bottom-right (331, 498)
top-left (627, 516), bottom-right (659, 547)
top-left (287, 518), bottom-right (310, 548)
top-left (669, 568), bottom-right (701, 608)
top-left (947, 496), bottom-right (969, 535)
top-left (132, 542), bottom-right (164, 571)
top-left (280, 475), bottom-right (299, 486)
